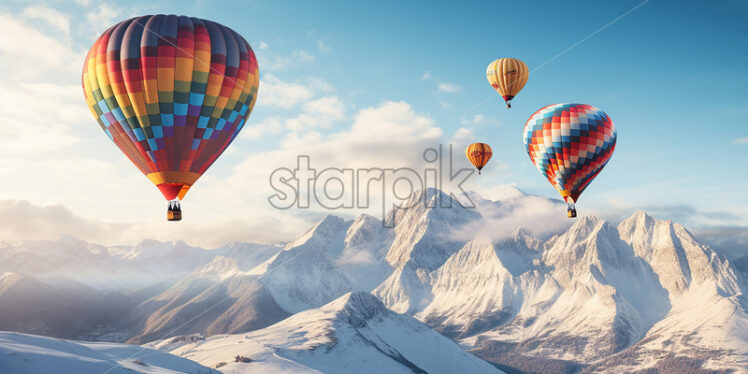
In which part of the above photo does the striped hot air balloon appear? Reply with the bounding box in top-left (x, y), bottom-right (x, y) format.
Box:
top-left (523, 104), bottom-right (616, 218)
top-left (82, 15), bottom-right (259, 221)
top-left (486, 58), bottom-right (528, 108)
top-left (466, 143), bottom-right (493, 175)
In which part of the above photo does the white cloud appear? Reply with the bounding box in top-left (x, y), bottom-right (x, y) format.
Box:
top-left (258, 41), bottom-right (268, 50)
top-left (241, 118), bottom-right (284, 140)
top-left (421, 71), bottom-right (432, 80)
top-left (84, 2), bottom-right (122, 38)
top-left (0, 13), bottom-right (81, 80)
top-left (301, 96), bottom-right (344, 120)
top-left (294, 50), bottom-right (315, 62)
top-left (450, 187), bottom-right (571, 242)
top-left (285, 96), bottom-right (345, 131)
top-left (733, 137), bottom-right (748, 144)
top-left (22, 5), bottom-right (71, 38)
top-left (317, 40), bottom-right (331, 52)
top-left (459, 114), bottom-right (485, 126)
top-left (451, 128), bottom-right (474, 144)
top-left (0, 199), bottom-right (309, 247)
top-left (478, 184), bottom-right (527, 201)
top-left (258, 75), bottom-right (315, 109)
top-left (201, 101), bottom-right (452, 222)
top-left (0, 83), bottom-right (86, 155)
top-left (438, 82), bottom-right (462, 93)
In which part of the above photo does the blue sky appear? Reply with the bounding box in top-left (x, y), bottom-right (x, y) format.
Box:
top-left (0, 0), bottom-right (746, 251)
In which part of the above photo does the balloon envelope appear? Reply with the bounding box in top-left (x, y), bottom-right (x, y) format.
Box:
top-left (486, 58), bottom-right (528, 107)
top-left (82, 15), bottom-right (259, 201)
top-left (523, 104), bottom-right (616, 203)
top-left (466, 143), bottom-right (493, 172)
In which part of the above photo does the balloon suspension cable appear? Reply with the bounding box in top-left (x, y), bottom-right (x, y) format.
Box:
top-left (567, 203), bottom-right (577, 218)
top-left (167, 200), bottom-right (182, 222)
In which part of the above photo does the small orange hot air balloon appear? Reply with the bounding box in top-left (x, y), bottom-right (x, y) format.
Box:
top-left (466, 143), bottom-right (492, 175)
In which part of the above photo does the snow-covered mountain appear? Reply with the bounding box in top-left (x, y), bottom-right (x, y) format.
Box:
top-left (129, 256), bottom-right (290, 344)
top-left (0, 272), bottom-right (129, 340)
top-left (0, 236), bottom-right (282, 291)
top-left (129, 212), bottom-right (394, 343)
top-left (0, 331), bottom-right (217, 374)
top-left (376, 209), bottom-right (748, 373)
top-left (375, 189), bottom-right (480, 314)
top-left (2, 187), bottom-right (746, 373)
top-left (147, 292), bottom-right (504, 374)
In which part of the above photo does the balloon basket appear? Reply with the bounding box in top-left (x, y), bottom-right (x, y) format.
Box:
top-left (167, 200), bottom-right (182, 222)
top-left (567, 203), bottom-right (577, 218)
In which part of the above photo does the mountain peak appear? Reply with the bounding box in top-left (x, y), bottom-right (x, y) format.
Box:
top-left (567, 215), bottom-right (607, 239)
top-left (285, 214), bottom-right (350, 251)
top-left (54, 234), bottom-right (88, 247)
top-left (325, 292), bottom-right (389, 327)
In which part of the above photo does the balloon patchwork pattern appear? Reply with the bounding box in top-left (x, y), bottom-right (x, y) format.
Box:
top-left (523, 103), bottom-right (616, 205)
top-left (82, 15), bottom-right (259, 201)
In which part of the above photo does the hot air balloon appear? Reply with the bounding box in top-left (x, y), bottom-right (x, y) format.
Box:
top-left (82, 15), bottom-right (259, 221)
top-left (486, 58), bottom-right (528, 108)
top-left (466, 143), bottom-right (493, 175)
top-left (523, 104), bottom-right (616, 218)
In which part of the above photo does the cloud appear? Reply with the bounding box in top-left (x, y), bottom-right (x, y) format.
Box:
top-left (0, 199), bottom-right (309, 248)
top-left (260, 49), bottom-right (315, 71)
top-left (294, 50), bottom-right (315, 62)
top-left (460, 114), bottom-right (484, 126)
top-left (258, 41), bottom-right (268, 50)
top-left (245, 92), bottom-right (345, 139)
top-left (200, 101), bottom-right (455, 223)
top-left (451, 128), bottom-right (474, 144)
top-left (0, 200), bottom-right (129, 243)
top-left (0, 13), bottom-right (81, 80)
top-left (421, 71), bottom-right (432, 80)
top-left (692, 225), bottom-right (748, 260)
top-left (241, 118), bottom-right (285, 140)
top-left (84, 2), bottom-right (124, 38)
top-left (438, 82), bottom-right (462, 93)
top-left (258, 75), bottom-right (316, 109)
top-left (448, 188), bottom-right (571, 242)
top-left (317, 40), bottom-right (331, 52)
top-left (733, 137), bottom-right (748, 145)
top-left (22, 5), bottom-right (71, 38)
top-left (0, 83), bottom-right (85, 155)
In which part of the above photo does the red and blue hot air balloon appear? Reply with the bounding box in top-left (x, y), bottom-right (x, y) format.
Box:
top-left (82, 15), bottom-right (259, 221)
top-left (523, 104), bottom-right (617, 218)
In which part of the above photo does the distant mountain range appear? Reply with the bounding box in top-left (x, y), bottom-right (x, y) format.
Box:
top-left (1, 187), bottom-right (746, 373)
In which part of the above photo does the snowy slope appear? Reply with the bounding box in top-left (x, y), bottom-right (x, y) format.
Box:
top-left (0, 331), bottom-right (217, 374)
top-left (369, 192), bottom-right (747, 373)
top-left (336, 214), bottom-right (394, 291)
top-left (0, 272), bottom-right (129, 340)
top-left (375, 188), bottom-right (480, 314)
top-left (0, 236), bottom-right (281, 291)
top-left (149, 292), bottom-right (504, 374)
top-left (2, 188), bottom-right (746, 373)
top-left (130, 256), bottom-right (289, 344)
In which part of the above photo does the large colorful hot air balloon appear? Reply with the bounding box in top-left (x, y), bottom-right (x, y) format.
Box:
top-left (82, 15), bottom-right (259, 221)
top-left (486, 58), bottom-right (528, 108)
top-left (466, 143), bottom-right (492, 175)
top-left (523, 104), bottom-right (616, 218)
